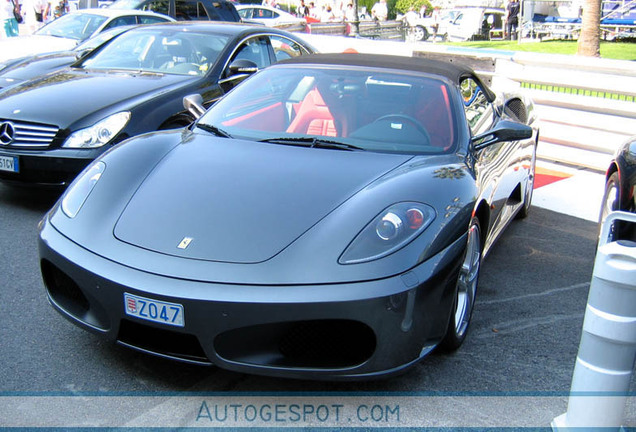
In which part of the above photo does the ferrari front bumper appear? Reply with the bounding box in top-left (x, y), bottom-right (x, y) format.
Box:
top-left (38, 215), bottom-right (467, 380)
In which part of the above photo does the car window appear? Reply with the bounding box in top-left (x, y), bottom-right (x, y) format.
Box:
top-left (214, 1), bottom-right (241, 21)
top-left (35, 13), bottom-right (108, 41)
top-left (82, 29), bottom-right (229, 76)
top-left (200, 66), bottom-right (458, 154)
top-left (229, 37), bottom-right (271, 71)
top-left (140, 15), bottom-right (172, 24)
top-left (256, 8), bottom-right (273, 18)
top-left (73, 26), bottom-right (131, 51)
top-left (461, 77), bottom-right (492, 136)
top-left (176, 0), bottom-right (211, 20)
top-left (103, 15), bottom-right (138, 30)
top-left (269, 35), bottom-right (307, 61)
top-left (237, 8), bottom-right (251, 19)
top-left (128, 0), bottom-right (170, 14)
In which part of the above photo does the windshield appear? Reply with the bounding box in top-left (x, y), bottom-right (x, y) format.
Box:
top-left (198, 65), bottom-right (458, 154)
top-left (73, 26), bottom-right (132, 52)
top-left (81, 28), bottom-right (229, 76)
top-left (35, 13), bottom-right (108, 41)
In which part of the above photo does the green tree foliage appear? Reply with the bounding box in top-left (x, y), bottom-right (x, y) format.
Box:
top-left (394, 0), bottom-right (432, 16)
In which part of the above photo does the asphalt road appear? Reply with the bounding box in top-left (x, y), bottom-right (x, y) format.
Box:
top-left (0, 182), bottom-right (600, 395)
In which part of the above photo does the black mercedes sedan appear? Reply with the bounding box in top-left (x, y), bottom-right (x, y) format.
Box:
top-left (0, 22), bottom-right (315, 186)
top-left (39, 53), bottom-right (538, 380)
top-left (600, 136), bottom-right (636, 241)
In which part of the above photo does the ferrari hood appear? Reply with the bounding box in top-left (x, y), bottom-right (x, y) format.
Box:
top-left (0, 69), bottom-right (190, 127)
top-left (114, 134), bottom-right (413, 264)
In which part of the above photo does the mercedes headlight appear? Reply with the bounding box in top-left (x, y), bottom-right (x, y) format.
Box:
top-left (61, 161), bottom-right (105, 218)
top-left (63, 112), bottom-right (130, 149)
top-left (339, 202), bottom-right (436, 264)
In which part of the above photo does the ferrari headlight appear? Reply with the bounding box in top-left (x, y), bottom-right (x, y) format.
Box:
top-left (63, 112), bottom-right (130, 149)
top-left (61, 161), bottom-right (105, 218)
top-left (339, 202), bottom-right (436, 264)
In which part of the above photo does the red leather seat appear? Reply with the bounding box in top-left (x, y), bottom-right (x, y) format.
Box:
top-left (286, 89), bottom-right (337, 137)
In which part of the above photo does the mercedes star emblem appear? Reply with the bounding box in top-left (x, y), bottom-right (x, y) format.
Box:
top-left (0, 122), bottom-right (15, 145)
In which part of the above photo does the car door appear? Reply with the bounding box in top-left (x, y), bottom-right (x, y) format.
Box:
top-left (463, 77), bottom-right (518, 239)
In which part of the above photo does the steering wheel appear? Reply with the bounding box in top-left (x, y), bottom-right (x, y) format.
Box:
top-left (373, 114), bottom-right (431, 146)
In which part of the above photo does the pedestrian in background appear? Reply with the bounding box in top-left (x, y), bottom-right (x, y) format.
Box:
top-left (506, 0), bottom-right (519, 40)
top-left (371, 0), bottom-right (387, 21)
top-left (297, 0), bottom-right (309, 17)
top-left (21, 0), bottom-right (45, 34)
top-left (1, 0), bottom-right (20, 38)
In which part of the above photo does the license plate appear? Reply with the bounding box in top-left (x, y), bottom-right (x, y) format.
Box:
top-left (124, 293), bottom-right (184, 327)
top-left (0, 154), bottom-right (18, 173)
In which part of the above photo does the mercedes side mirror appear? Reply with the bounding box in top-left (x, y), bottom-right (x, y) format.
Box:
top-left (183, 94), bottom-right (206, 120)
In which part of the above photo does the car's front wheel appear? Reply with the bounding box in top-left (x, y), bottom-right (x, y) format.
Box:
top-left (439, 217), bottom-right (481, 351)
top-left (412, 25), bottom-right (429, 41)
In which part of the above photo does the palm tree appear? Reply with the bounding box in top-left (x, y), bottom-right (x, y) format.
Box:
top-left (577, 0), bottom-right (601, 57)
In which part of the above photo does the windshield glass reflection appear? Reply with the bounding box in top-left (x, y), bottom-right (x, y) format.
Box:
top-left (199, 66), bottom-right (458, 154)
top-left (82, 29), bottom-right (229, 76)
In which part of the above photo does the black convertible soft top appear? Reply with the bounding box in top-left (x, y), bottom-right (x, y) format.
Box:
top-left (277, 52), bottom-right (496, 101)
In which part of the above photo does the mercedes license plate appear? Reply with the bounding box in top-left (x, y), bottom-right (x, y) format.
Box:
top-left (0, 154), bottom-right (18, 173)
top-left (124, 293), bottom-right (184, 327)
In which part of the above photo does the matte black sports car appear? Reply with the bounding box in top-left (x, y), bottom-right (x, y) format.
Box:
top-left (0, 22), bottom-right (315, 186)
top-left (600, 136), bottom-right (636, 241)
top-left (38, 54), bottom-right (538, 380)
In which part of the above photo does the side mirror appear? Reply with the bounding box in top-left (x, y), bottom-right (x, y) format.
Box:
top-left (183, 94), bottom-right (206, 120)
top-left (219, 59), bottom-right (258, 85)
top-left (471, 120), bottom-right (533, 150)
top-left (75, 48), bottom-right (93, 60)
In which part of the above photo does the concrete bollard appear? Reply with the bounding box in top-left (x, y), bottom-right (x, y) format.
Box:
top-left (552, 211), bottom-right (636, 431)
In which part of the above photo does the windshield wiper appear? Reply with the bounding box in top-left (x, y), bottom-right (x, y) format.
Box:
top-left (259, 137), bottom-right (364, 151)
top-left (196, 123), bottom-right (232, 138)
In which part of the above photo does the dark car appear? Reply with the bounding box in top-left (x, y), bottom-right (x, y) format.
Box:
top-left (0, 22), bottom-right (315, 186)
top-left (0, 26), bottom-right (141, 91)
top-left (600, 136), bottom-right (636, 241)
top-left (38, 53), bottom-right (538, 380)
top-left (110, 0), bottom-right (241, 22)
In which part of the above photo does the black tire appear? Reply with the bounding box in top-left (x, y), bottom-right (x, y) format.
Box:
top-left (516, 144), bottom-right (536, 219)
top-left (599, 172), bottom-right (620, 242)
top-left (439, 217), bottom-right (481, 351)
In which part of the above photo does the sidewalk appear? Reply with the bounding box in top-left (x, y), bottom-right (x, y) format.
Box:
top-left (533, 161), bottom-right (606, 222)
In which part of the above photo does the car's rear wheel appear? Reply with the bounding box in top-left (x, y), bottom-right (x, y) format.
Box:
top-left (439, 217), bottom-right (481, 351)
top-left (599, 172), bottom-right (620, 241)
top-left (516, 144), bottom-right (536, 219)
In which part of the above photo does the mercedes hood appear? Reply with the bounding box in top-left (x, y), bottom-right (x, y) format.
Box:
top-left (0, 68), bottom-right (191, 127)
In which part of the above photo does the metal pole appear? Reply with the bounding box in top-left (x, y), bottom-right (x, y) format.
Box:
top-left (350, 0), bottom-right (360, 36)
top-left (552, 211), bottom-right (636, 431)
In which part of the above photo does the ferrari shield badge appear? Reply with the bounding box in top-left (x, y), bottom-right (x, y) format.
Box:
top-left (177, 237), bottom-right (193, 249)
